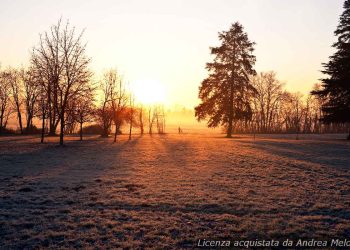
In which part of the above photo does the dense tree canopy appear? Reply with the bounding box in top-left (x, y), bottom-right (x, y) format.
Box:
top-left (195, 22), bottom-right (256, 137)
top-left (312, 0), bottom-right (350, 137)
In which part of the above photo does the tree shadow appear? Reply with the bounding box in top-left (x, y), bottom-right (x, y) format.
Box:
top-left (0, 135), bottom-right (143, 200)
top-left (237, 138), bottom-right (350, 171)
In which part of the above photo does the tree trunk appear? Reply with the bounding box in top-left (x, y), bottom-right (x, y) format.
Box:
top-left (129, 117), bottom-right (132, 140)
top-left (227, 115), bottom-right (233, 138)
top-left (26, 114), bottom-right (33, 134)
top-left (59, 113), bottom-right (64, 146)
top-left (48, 119), bottom-right (58, 136)
top-left (113, 123), bottom-right (119, 143)
top-left (227, 39), bottom-right (236, 138)
top-left (0, 115), bottom-right (3, 135)
top-left (48, 87), bottom-right (56, 136)
top-left (17, 109), bottom-right (23, 134)
top-left (80, 122), bottom-right (83, 141)
top-left (227, 82), bottom-right (234, 138)
top-left (41, 112), bottom-right (45, 143)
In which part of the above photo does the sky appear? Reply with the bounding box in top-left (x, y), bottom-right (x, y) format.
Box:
top-left (0, 0), bottom-right (345, 108)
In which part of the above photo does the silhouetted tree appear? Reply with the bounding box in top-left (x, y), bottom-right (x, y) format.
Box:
top-left (31, 21), bottom-right (62, 136)
top-left (138, 105), bottom-right (145, 135)
top-left (154, 105), bottom-right (166, 134)
top-left (128, 94), bottom-right (135, 140)
top-left (108, 70), bottom-right (128, 143)
top-left (20, 67), bottom-right (40, 133)
top-left (312, 0), bottom-right (350, 139)
top-left (8, 68), bottom-right (24, 134)
top-left (96, 69), bottom-right (128, 141)
top-left (76, 91), bottom-right (95, 141)
top-left (37, 83), bottom-right (48, 143)
top-left (251, 72), bottom-right (284, 133)
top-left (32, 19), bottom-right (91, 145)
top-left (96, 71), bottom-right (114, 137)
top-left (195, 22), bottom-right (256, 137)
top-left (148, 106), bottom-right (155, 135)
top-left (0, 69), bottom-right (13, 135)
top-left (310, 83), bottom-right (326, 133)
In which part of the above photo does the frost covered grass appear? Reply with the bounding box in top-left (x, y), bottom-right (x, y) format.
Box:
top-left (0, 134), bottom-right (349, 248)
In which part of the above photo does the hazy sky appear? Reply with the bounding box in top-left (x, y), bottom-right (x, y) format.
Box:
top-left (0, 0), bottom-right (344, 108)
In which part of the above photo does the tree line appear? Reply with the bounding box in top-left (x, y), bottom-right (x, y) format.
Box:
top-left (196, 0), bottom-right (350, 139)
top-left (0, 19), bottom-right (166, 145)
top-left (232, 72), bottom-right (349, 135)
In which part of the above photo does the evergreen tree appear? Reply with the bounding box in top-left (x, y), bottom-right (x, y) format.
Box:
top-left (312, 0), bottom-right (350, 139)
top-left (195, 22), bottom-right (256, 137)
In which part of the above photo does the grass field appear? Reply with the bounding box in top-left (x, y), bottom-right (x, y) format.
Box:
top-left (0, 134), bottom-right (349, 248)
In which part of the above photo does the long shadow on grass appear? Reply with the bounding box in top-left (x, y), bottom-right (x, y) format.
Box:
top-left (157, 134), bottom-right (191, 167)
top-left (0, 136), bottom-right (143, 200)
top-left (237, 139), bottom-right (350, 171)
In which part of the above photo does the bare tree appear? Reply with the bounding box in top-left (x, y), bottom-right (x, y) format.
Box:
top-left (154, 105), bottom-right (166, 134)
top-left (109, 71), bottom-right (128, 143)
top-left (20, 67), bottom-right (40, 133)
top-left (7, 68), bottom-right (24, 134)
top-left (31, 19), bottom-right (91, 145)
top-left (65, 98), bottom-right (78, 135)
top-left (138, 105), bottom-right (145, 135)
top-left (251, 72), bottom-right (284, 133)
top-left (31, 20), bottom-right (63, 136)
top-left (128, 94), bottom-right (135, 140)
top-left (148, 106), bottom-right (156, 135)
top-left (96, 73), bottom-right (114, 138)
top-left (76, 89), bottom-right (95, 141)
top-left (37, 84), bottom-right (48, 143)
top-left (96, 69), bottom-right (128, 141)
top-left (0, 69), bottom-right (13, 135)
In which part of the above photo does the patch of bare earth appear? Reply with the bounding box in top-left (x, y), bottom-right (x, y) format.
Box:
top-left (0, 134), bottom-right (349, 248)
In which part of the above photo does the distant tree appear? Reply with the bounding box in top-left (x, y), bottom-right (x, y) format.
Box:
top-left (154, 105), bottom-right (166, 134)
top-left (8, 68), bottom-right (24, 134)
top-left (65, 99), bottom-right (78, 134)
top-left (195, 22), bottom-right (256, 137)
top-left (96, 69), bottom-right (128, 142)
top-left (290, 93), bottom-right (304, 140)
top-left (128, 94), bottom-right (135, 140)
top-left (0, 70), bottom-right (13, 135)
top-left (312, 0), bottom-right (350, 139)
top-left (96, 71), bottom-right (114, 138)
top-left (138, 105), bottom-right (145, 135)
top-left (75, 90), bottom-right (95, 141)
top-left (38, 84), bottom-right (48, 143)
top-left (20, 67), bottom-right (40, 133)
top-left (148, 106), bottom-right (155, 135)
top-left (310, 83), bottom-right (326, 133)
top-left (251, 72), bottom-right (284, 133)
top-left (107, 70), bottom-right (128, 143)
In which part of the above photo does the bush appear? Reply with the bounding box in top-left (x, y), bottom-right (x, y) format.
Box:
top-left (0, 127), bottom-right (16, 135)
top-left (24, 125), bottom-right (42, 135)
top-left (81, 124), bottom-right (104, 135)
top-left (80, 124), bottom-right (122, 136)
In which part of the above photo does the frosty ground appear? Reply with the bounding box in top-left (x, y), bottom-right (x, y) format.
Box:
top-left (0, 133), bottom-right (349, 249)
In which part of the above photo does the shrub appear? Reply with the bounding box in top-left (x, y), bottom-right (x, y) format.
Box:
top-left (24, 125), bottom-right (42, 135)
top-left (81, 124), bottom-right (104, 135)
top-left (0, 127), bottom-right (16, 135)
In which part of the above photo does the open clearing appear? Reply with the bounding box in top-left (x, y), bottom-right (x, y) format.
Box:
top-left (0, 134), bottom-right (349, 248)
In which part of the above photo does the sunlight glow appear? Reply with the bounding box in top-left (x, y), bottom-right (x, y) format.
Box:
top-left (131, 79), bottom-right (167, 105)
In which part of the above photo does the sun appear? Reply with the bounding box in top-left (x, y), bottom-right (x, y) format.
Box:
top-left (131, 79), bottom-right (167, 105)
